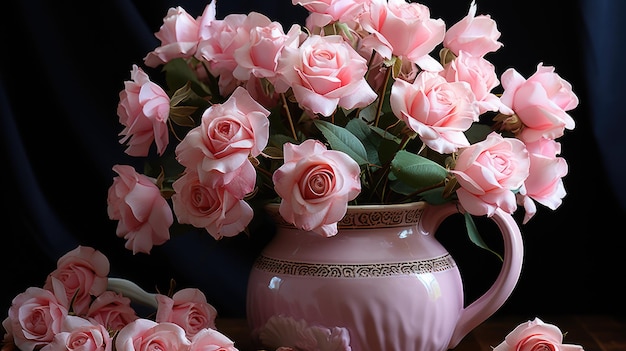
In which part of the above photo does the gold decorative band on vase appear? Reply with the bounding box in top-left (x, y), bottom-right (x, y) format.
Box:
top-left (253, 253), bottom-right (456, 278)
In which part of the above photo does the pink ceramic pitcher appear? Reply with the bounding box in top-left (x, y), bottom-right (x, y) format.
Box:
top-left (246, 201), bottom-right (523, 351)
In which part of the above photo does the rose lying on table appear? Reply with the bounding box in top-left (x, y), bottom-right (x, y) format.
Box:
top-left (0, 245), bottom-right (584, 351)
top-left (493, 317), bottom-right (585, 351)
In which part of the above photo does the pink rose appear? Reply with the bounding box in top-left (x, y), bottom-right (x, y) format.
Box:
top-left (293, 0), bottom-right (367, 28)
top-left (390, 71), bottom-right (478, 154)
top-left (43, 246), bottom-right (110, 316)
top-left (517, 138), bottom-right (568, 224)
top-left (115, 319), bottom-right (191, 351)
top-left (359, 0), bottom-right (445, 71)
top-left (107, 164), bottom-right (173, 254)
top-left (143, 6), bottom-right (203, 67)
top-left (499, 63), bottom-right (578, 143)
top-left (275, 34), bottom-right (377, 117)
top-left (494, 318), bottom-right (584, 351)
top-left (156, 289), bottom-right (217, 339)
top-left (171, 169), bottom-right (254, 239)
top-left (196, 1), bottom-right (217, 40)
top-left (232, 14), bottom-right (302, 82)
top-left (189, 328), bottom-right (237, 351)
top-left (196, 13), bottom-right (249, 96)
top-left (272, 139), bottom-right (361, 237)
top-left (443, 1), bottom-right (503, 57)
top-left (5, 287), bottom-right (69, 351)
top-left (117, 65), bottom-right (170, 157)
top-left (451, 132), bottom-right (530, 217)
top-left (441, 51), bottom-right (510, 114)
top-left (86, 291), bottom-right (139, 333)
top-left (175, 86), bottom-right (270, 189)
top-left (41, 315), bottom-right (112, 351)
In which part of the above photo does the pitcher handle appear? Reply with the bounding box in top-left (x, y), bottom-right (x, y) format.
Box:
top-left (420, 202), bottom-right (524, 350)
top-left (107, 277), bottom-right (158, 309)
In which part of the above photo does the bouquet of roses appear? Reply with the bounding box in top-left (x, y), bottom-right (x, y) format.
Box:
top-left (106, 0), bottom-right (577, 260)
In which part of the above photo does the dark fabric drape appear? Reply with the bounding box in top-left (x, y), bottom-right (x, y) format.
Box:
top-left (2, 0), bottom-right (624, 320)
top-left (580, 0), bottom-right (626, 210)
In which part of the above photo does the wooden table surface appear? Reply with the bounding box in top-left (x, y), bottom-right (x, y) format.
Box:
top-left (215, 314), bottom-right (626, 351)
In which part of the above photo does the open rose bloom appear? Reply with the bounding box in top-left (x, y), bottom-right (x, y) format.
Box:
top-left (106, 0), bottom-right (578, 274)
top-left (494, 318), bottom-right (584, 351)
top-left (272, 139), bottom-right (361, 237)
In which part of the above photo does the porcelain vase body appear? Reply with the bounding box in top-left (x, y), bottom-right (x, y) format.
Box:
top-left (246, 202), bottom-right (523, 351)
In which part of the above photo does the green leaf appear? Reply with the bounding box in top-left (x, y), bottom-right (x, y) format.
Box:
top-left (313, 119), bottom-right (369, 165)
top-left (464, 213), bottom-right (503, 261)
top-left (369, 124), bottom-right (403, 143)
top-left (163, 58), bottom-right (212, 97)
top-left (345, 118), bottom-right (383, 167)
top-left (378, 138), bottom-right (399, 165)
top-left (269, 133), bottom-right (297, 149)
top-left (357, 102), bottom-right (377, 123)
top-left (335, 22), bottom-right (354, 42)
top-left (390, 150), bottom-right (448, 190)
top-left (388, 179), bottom-right (415, 196)
top-left (367, 124), bottom-right (402, 165)
top-left (170, 82), bottom-right (192, 106)
top-left (169, 106), bottom-right (198, 127)
top-left (419, 187), bottom-right (453, 205)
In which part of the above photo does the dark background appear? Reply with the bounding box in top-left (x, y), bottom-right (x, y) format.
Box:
top-left (1, 0), bottom-right (625, 324)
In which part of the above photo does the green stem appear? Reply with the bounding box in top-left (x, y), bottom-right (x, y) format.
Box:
top-left (281, 93), bottom-right (298, 141)
top-left (374, 63), bottom-right (394, 127)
